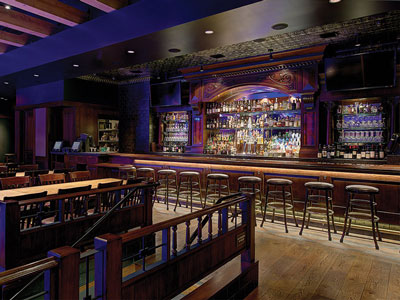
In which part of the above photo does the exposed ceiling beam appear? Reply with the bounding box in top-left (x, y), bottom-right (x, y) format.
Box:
top-left (0, 42), bottom-right (7, 54)
top-left (80, 0), bottom-right (127, 13)
top-left (0, 31), bottom-right (28, 47)
top-left (2, 0), bottom-right (87, 26)
top-left (0, 6), bottom-right (54, 37)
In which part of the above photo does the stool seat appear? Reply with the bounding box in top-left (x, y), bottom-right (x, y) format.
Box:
top-left (267, 178), bottom-right (293, 185)
top-left (345, 185), bottom-right (379, 194)
top-left (137, 167), bottom-right (155, 172)
top-left (157, 169), bottom-right (177, 175)
top-left (304, 182), bottom-right (334, 190)
top-left (207, 173), bottom-right (229, 180)
top-left (238, 176), bottom-right (262, 183)
top-left (180, 171), bottom-right (200, 177)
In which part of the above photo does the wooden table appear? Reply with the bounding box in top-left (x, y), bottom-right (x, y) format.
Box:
top-left (0, 178), bottom-right (122, 200)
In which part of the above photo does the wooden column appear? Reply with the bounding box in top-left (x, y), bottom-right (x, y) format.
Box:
top-left (0, 200), bottom-right (20, 271)
top-left (240, 194), bottom-right (255, 268)
top-left (94, 233), bottom-right (122, 300)
top-left (45, 246), bottom-right (80, 300)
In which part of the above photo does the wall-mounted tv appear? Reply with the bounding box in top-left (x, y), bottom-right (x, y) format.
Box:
top-left (325, 50), bottom-right (396, 92)
top-left (151, 81), bottom-right (181, 107)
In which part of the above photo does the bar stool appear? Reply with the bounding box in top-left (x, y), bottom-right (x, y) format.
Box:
top-left (118, 165), bottom-right (136, 181)
top-left (340, 185), bottom-right (381, 250)
top-left (299, 182), bottom-right (336, 241)
top-left (205, 173), bottom-right (230, 206)
top-left (157, 169), bottom-right (177, 210)
top-left (238, 176), bottom-right (263, 224)
top-left (136, 167), bottom-right (156, 183)
top-left (174, 171), bottom-right (202, 212)
top-left (261, 178), bottom-right (298, 233)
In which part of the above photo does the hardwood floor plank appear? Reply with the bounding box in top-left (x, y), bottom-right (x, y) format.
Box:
top-left (335, 255), bottom-right (373, 300)
top-left (312, 251), bottom-right (356, 299)
top-left (387, 263), bottom-right (400, 300)
top-left (361, 260), bottom-right (391, 300)
top-left (285, 249), bottom-right (338, 300)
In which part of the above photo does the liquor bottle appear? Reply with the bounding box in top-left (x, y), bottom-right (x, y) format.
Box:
top-left (352, 146), bottom-right (357, 159)
top-left (322, 145), bottom-right (327, 158)
top-left (379, 145), bottom-right (385, 159)
top-left (365, 145), bottom-right (370, 159)
top-left (274, 98), bottom-right (279, 110)
top-left (292, 99), bottom-right (296, 110)
top-left (370, 145), bottom-right (375, 159)
top-left (361, 146), bottom-right (366, 159)
top-left (330, 145), bottom-right (335, 158)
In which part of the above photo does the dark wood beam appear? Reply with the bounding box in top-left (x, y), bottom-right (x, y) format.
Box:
top-left (0, 30), bottom-right (28, 47)
top-left (2, 0), bottom-right (87, 26)
top-left (0, 6), bottom-right (54, 37)
top-left (0, 42), bottom-right (8, 54)
top-left (80, 0), bottom-right (127, 13)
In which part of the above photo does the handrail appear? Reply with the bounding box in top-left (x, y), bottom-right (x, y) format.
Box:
top-left (121, 193), bottom-right (246, 243)
top-left (187, 192), bottom-right (242, 246)
top-left (7, 181), bottom-right (158, 300)
top-left (0, 257), bottom-right (57, 286)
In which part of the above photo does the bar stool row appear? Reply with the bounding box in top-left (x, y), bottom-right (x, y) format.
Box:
top-left (118, 165), bottom-right (382, 250)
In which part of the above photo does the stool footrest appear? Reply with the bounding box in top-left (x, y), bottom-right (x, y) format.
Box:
top-left (267, 202), bottom-right (293, 209)
top-left (306, 207), bottom-right (334, 216)
top-left (348, 212), bottom-right (380, 222)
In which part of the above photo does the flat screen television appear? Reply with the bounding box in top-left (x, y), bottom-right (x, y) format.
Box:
top-left (151, 81), bottom-right (181, 107)
top-left (325, 50), bottom-right (396, 92)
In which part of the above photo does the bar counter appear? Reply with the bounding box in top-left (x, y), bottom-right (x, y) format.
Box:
top-left (63, 152), bottom-right (400, 227)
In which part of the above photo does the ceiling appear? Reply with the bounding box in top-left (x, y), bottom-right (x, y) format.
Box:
top-left (0, 0), bottom-right (400, 100)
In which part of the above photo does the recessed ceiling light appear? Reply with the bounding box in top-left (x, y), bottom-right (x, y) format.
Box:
top-left (168, 48), bottom-right (181, 53)
top-left (210, 54), bottom-right (225, 59)
top-left (205, 30), bottom-right (214, 35)
top-left (355, 43), bottom-right (361, 47)
top-left (127, 50), bottom-right (135, 54)
top-left (271, 23), bottom-right (288, 30)
top-left (4, 5), bottom-right (11, 9)
top-left (254, 38), bottom-right (266, 43)
top-left (329, 0), bottom-right (341, 3)
top-left (73, 64), bottom-right (79, 67)
top-left (33, 74), bottom-right (39, 77)
top-left (3, 81), bottom-right (9, 85)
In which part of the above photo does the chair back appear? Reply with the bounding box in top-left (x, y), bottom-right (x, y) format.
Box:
top-left (58, 185), bottom-right (92, 219)
top-left (39, 173), bottom-right (66, 185)
top-left (97, 180), bottom-right (122, 212)
top-left (0, 172), bottom-right (16, 178)
top-left (69, 171), bottom-right (91, 182)
top-left (6, 163), bottom-right (19, 172)
top-left (19, 164), bottom-right (39, 171)
top-left (53, 168), bottom-right (74, 174)
top-left (25, 169), bottom-right (50, 186)
top-left (4, 191), bottom-right (48, 229)
top-left (0, 176), bottom-right (31, 190)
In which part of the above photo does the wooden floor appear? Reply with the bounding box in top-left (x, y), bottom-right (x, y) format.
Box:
top-left (153, 203), bottom-right (400, 300)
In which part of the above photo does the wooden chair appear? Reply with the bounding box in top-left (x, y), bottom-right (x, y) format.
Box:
top-left (97, 180), bottom-right (122, 212)
top-left (69, 171), bottom-right (91, 182)
top-left (6, 163), bottom-right (19, 172)
top-left (123, 178), bottom-right (145, 207)
top-left (58, 185), bottom-right (92, 220)
top-left (0, 172), bottom-right (16, 178)
top-left (0, 176), bottom-right (31, 190)
top-left (19, 164), bottom-right (39, 171)
top-left (4, 191), bottom-right (48, 229)
top-left (39, 173), bottom-right (66, 185)
top-left (25, 169), bottom-right (50, 186)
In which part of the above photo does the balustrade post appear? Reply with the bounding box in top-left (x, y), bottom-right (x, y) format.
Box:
top-left (144, 186), bottom-right (153, 226)
top-left (94, 233), bottom-right (122, 300)
top-left (45, 246), bottom-right (80, 300)
top-left (0, 200), bottom-right (20, 271)
top-left (162, 228), bottom-right (170, 261)
top-left (221, 207), bottom-right (228, 234)
top-left (241, 194), bottom-right (255, 268)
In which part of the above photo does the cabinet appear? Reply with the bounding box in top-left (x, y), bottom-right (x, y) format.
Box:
top-left (159, 111), bottom-right (190, 152)
top-left (98, 119), bottom-right (119, 151)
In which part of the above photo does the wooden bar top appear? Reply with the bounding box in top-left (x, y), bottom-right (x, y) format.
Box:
top-left (107, 153), bottom-right (400, 176)
top-left (0, 178), bottom-right (121, 201)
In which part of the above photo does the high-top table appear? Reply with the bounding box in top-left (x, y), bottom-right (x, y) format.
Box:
top-left (0, 178), bottom-right (122, 200)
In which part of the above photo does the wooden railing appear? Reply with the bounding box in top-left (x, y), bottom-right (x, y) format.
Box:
top-left (94, 193), bottom-right (257, 299)
top-left (0, 182), bottom-right (156, 271)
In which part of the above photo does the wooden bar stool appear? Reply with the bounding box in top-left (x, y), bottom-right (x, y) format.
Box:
top-left (174, 171), bottom-right (202, 212)
top-left (299, 182), bottom-right (336, 241)
top-left (205, 173), bottom-right (230, 206)
top-left (340, 185), bottom-right (381, 250)
top-left (136, 167), bottom-right (156, 183)
top-left (238, 176), bottom-right (262, 224)
top-left (157, 169), bottom-right (177, 210)
top-left (118, 165), bottom-right (136, 181)
top-left (261, 178), bottom-right (298, 233)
